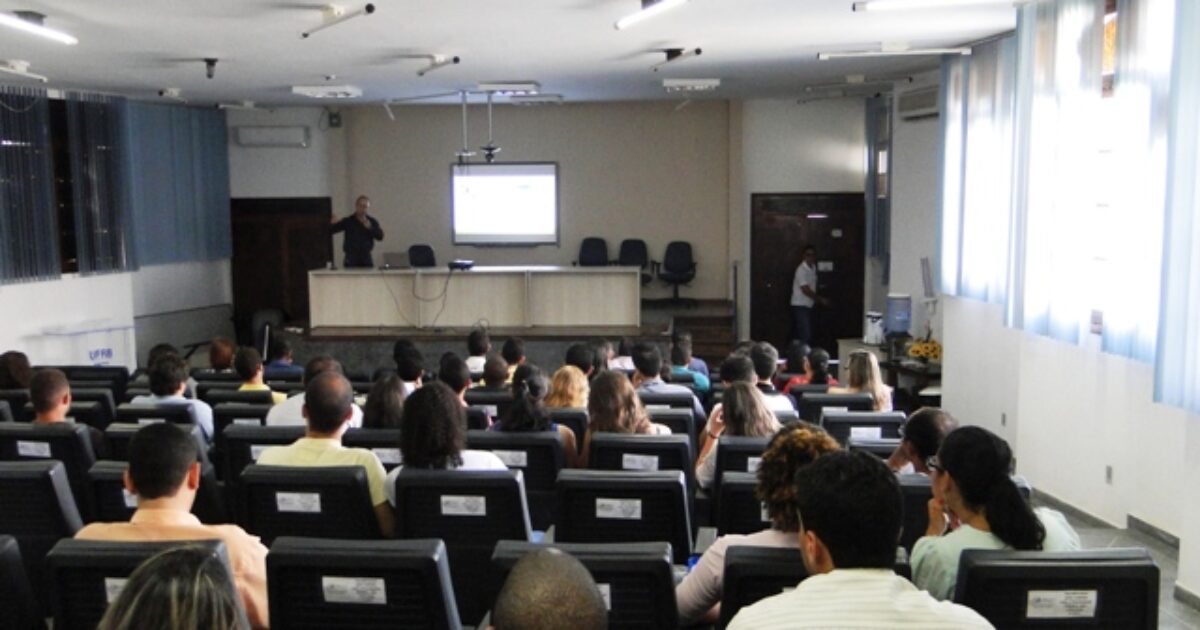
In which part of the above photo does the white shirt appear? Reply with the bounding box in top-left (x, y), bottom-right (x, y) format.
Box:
top-left (791, 262), bottom-right (817, 307)
top-left (761, 392), bottom-right (797, 414)
top-left (728, 569), bottom-right (994, 629)
top-left (264, 392), bottom-right (363, 428)
top-left (384, 449), bottom-right (508, 506)
top-left (465, 356), bottom-right (486, 373)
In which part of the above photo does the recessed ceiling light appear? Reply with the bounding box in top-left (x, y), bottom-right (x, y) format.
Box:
top-left (663, 78), bottom-right (720, 92)
top-left (508, 94), bottom-right (564, 105)
top-left (477, 81), bottom-right (541, 96)
top-left (0, 11), bottom-right (77, 45)
top-left (292, 84), bottom-right (363, 99)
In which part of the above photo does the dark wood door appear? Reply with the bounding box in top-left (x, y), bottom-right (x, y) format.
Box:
top-left (750, 193), bottom-right (865, 355)
top-left (230, 198), bottom-right (332, 341)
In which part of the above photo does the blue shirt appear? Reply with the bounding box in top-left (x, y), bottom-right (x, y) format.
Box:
top-left (130, 394), bottom-right (215, 442)
top-left (264, 360), bottom-right (304, 380)
top-left (637, 378), bottom-right (706, 425)
top-left (671, 365), bottom-right (711, 392)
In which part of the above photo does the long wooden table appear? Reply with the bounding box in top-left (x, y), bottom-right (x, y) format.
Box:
top-left (308, 266), bottom-right (641, 330)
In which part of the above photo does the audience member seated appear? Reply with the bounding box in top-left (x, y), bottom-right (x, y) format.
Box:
top-left (385, 382), bottom-right (507, 506)
top-left (263, 339), bottom-right (303, 380)
top-left (31, 368), bottom-right (109, 458)
top-left (97, 545), bottom-right (248, 630)
top-left (608, 337), bottom-right (636, 371)
top-left (0, 350), bottom-right (32, 389)
top-left (131, 355), bottom-right (215, 442)
top-left (362, 374), bottom-right (406, 430)
top-left (694, 382), bottom-right (781, 489)
top-left (76, 423), bottom-right (268, 628)
top-left (257, 372), bottom-right (393, 537)
top-left (493, 365), bottom-right (578, 467)
top-left (265, 356), bottom-right (363, 428)
top-left (477, 354), bottom-right (510, 392)
top-left (912, 426), bottom-right (1080, 601)
top-left (669, 337), bottom-right (710, 392)
top-left (728, 451), bottom-right (992, 629)
top-left (137, 344), bottom-right (199, 398)
top-left (564, 344), bottom-right (595, 378)
top-left (501, 338), bottom-right (526, 382)
top-left (677, 422), bottom-right (840, 624)
top-left (589, 338), bottom-right (613, 377)
top-left (672, 330), bottom-right (710, 377)
top-left (439, 354), bottom-right (473, 408)
top-left (829, 350), bottom-right (893, 411)
top-left (208, 337), bottom-right (236, 373)
top-left (544, 365), bottom-right (589, 411)
top-left (749, 342), bottom-right (798, 412)
top-left (233, 347), bottom-right (286, 405)
top-left (781, 347), bottom-right (838, 392)
top-left (582, 371), bottom-right (670, 466)
top-left (393, 339), bottom-right (425, 395)
top-left (719, 354), bottom-right (758, 386)
top-left (630, 342), bottom-right (705, 424)
top-left (488, 548), bottom-right (608, 630)
top-left (886, 407), bottom-right (958, 475)
top-left (466, 328), bottom-right (491, 374)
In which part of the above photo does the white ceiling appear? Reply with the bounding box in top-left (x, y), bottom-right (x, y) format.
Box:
top-left (0, 0), bottom-right (1015, 105)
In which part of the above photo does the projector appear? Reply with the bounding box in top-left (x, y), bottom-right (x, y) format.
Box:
top-left (448, 259), bottom-right (475, 271)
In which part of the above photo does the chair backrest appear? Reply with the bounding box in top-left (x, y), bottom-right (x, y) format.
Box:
top-left (898, 473), bottom-right (1032, 552)
top-left (212, 403), bottom-right (272, 447)
top-left (114, 403), bottom-right (194, 427)
top-left (0, 400), bottom-right (11, 424)
top-left (491, 540), bottom-right (678, 629)
top-left (62, 388), bottom-right (117, 429)
top-left (637, 390), bottom-right (697, 410)
top-left (0, 390), bottom-right (31, 422)
top-left (102, 423), bottom-right (211, 469)
top-left (547, 408), bottom-right (588, 454)
top-left (46, 538), bottom-right (241, 630)
top-left (820, 410), bottom-right (905, 446)
top-left (238, 464), bottom-right (381, 545)
top-left (0, 535), bottom-right (36, 630)
top-left (204, 388), bottom-right (274, 406)
top-left (719, 545), bottom-right (807, 630)
top-left (221, 425), bottom-right (305, 483)
top-left (955, 548), bottom-right (1159, 630)
top-left (409, 244), bottom-right (437, 268)
top-left (86, 460), bottom-right (227, 525)
top-left (663, 241), bottom-right (694, 271)
top-left (713, 435), bottom-right (770, 496)
top-left (716, 471), bottom-right (771, 536)
top-left (0, 461), bottom-right (84, 613)
top-left (0, 422), bottom-right (96, 516)
top-left (463, 406), bottom-right (489, 430)
top-left (341, 428), bottom-right (404, 471)
top-left (190, 368), bottom-right (241, 382)
top-left (773, 408), bottom-right (800, 423)
top-left (268, 537), bottom-right (461, 629)
top-left (555, 469), bottom-right (693, 564)
top-left (578, 237), bottom-right (609, 267)
top-left (195, 381), bottom-right (241, 402)
top-left (25, 401), bottom-right (108, 434)
top-left (587, 433), bottom-right (695, 496)
top-left (847, 436), bottom-right (902, 459)
top-left (786, 383), bottom-right (829, 399)
top-left (797, 392), bottom-right (875, 423)
top-left (392, 469), bottom-right (532, 625)
top-left (645, 407), bottom-right (696, 451)
top-left (464, 389), bottom-right (514, 419)
top-left (465, 430), bottom-right (564, 492)
top-left (57, 366), bottom-right (129, 398)
top-left (617, 239), bottom-right (650, 269)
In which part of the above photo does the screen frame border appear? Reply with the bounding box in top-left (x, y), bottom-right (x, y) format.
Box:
top-left (449, 160), bottom-right (562, 248)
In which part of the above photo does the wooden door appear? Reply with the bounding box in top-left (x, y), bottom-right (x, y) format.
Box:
top-left (750, 193), bottom-right (865, 355)
top-left (230, 198), bottom-right (332, 341)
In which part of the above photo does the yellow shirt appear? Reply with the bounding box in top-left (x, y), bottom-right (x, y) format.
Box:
top-left (76, 508), bottom-right (269, 629)
top-left (238, 382), bottom-right (287, 405)
top-left (255, 437), bottom-right (389, 507)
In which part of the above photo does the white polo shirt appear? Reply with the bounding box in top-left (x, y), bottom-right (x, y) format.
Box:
top-left (791, 262), bottom-right (817, 307)
top-left (264, 392), bottom-right (363, 428)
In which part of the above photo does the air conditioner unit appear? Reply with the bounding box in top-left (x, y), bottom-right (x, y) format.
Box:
top-left (897, 86), bottom-right (939, 120)
top-left (234, 125), bottom-right (310, 148)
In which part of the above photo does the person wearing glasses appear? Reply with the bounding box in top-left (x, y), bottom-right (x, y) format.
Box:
top-left (886, 407), bottom-right (959, 474)
top-left (829, 350), bottom-right (892, 411)
top-left (911, 426), bottom-right (1080, 600)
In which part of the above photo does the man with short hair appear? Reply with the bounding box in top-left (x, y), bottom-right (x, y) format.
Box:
top-left (466, 329), bottom-right (491, 374)
top-left (630, 342), bottom-right (705, 424)
top-left (501, 338), bottom-right (525, 382)
top-left (718, 355), bottom-right (758, 385)
top-left (489, 549), bottom-right (608, 630)
top-left (234, 347), bottom-right (286, 405)
top-left (330, 194), bottom-right (384, 268)
top-left (265, 356), bottom-right (363, 427)
top-left (564, 344), bottom-right (595, 377)
top-left (669, 338), bottom-right (710, 392)
top-left (479, 354), bottom-right (510, 391)
top-left (131, 354), bottom-right (214, 442)
top-left (393, 339), bottom-right (424, 395)
top-left (790, 245), bottom-right (826, 345)
top-left (30, 368), bottom-right (108, 458)
top-left (439, 354), bottom-right (472, 405)
top-left (264, 339), bottom-right (304, 380)
top-left (76, 423), bottom-right (269, 629)
top-left (727, 451), bottom-right (992, 629)
top-left (257, 372), bottom-right (394, 537)
top-left (749, 342), bottom-right (798, 413)
top-left (672, 330), bottom-right (709, 377)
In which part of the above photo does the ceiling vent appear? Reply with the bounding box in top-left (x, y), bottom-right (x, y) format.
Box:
top-left (897, 86), bottom-right (939, 120)
top-left (291, 84), bottom-right (362, 99)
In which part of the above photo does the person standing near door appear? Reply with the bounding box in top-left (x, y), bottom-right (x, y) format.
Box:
top-left (330, 194), bottom-right (384, 268)
top-left (791, 246), bottom-right (827, 344)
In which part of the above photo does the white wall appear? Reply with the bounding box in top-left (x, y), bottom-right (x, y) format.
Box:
top-left (130, 260), bottom-right (235, 364)
top-left (227, 107), bottom-right (342, 200)
top-left (0, 274), bottom-right (136, 370)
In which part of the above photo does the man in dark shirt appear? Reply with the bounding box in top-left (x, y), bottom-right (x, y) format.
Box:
top-left (330, 194), bottom-right (384, 268)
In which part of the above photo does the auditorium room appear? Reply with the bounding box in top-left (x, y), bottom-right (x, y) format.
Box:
top-left (1, 0), bottom-right (1198, 628)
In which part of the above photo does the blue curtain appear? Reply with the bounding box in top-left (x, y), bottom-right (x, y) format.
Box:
top-left (0, 85), bottom-right (59, 284)
top-left (124, 102), bottom-right (231, 265)
top-left (66, 92), bottom-right (132, 275)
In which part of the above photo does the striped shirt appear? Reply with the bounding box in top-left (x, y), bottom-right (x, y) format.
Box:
top-left (727, 569), bottom-right (994, 629)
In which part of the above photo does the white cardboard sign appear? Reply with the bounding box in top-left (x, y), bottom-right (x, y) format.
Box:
top-left (441, 495), bottom-right (487, 516)
top-left (372, 448), bottom-right (402, 464)
top-left (850, 426), bottom-right (883, 440)
top-left (104, 577), bottom-right (128, 604)
top-left (493, 449), bottom-right (528, 467)
top-left (16, 441), bottom-right (51, 458)
top-left (276, 491), bottom-right (321, 513)
top-left (596, 498), bottom-right (642, 520)
top-left (322, 576), bottom-right (388, 605)
top-left (746, 456), bottom-right (762, 472)
top-left (1026, 590), bottom-right (1098, 619)
top-left (622, 453), bottom-right (659, 471)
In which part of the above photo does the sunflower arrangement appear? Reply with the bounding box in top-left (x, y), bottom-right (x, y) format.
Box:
top-left (908, 339), bottom-right (942, 363)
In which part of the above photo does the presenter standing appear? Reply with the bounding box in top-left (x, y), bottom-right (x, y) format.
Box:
top-left (791, 245), bottom-right (827, 344)
top-left (330, 194), bottom-right (384, 268)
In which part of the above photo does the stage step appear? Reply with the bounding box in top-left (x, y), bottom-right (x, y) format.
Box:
top-left (674, 313), bottom-right (736, 367)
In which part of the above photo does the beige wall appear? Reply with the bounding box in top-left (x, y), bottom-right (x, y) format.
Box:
top-left (339, 101), bottom-right (731, 300)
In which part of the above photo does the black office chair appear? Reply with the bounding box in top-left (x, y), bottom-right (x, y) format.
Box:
top-left (0, 535), bottom-right (37, 630)
top-left (204, 389), bottom-right (274, 406)
top-left (0, 390), bottom-right (32, 422)
top-left (392, 469), bottom-right (532, 626)
top-left (409, 244), bottom-right (437, 268)
top-left (719, 545), bottom-right (806, 629)
top-left (618, 238), bottom-right (653, 285)
top-left (796, 392), bottom-right (875, 424)
top-left (786, 383), bottom-right (829, 400)
top-left (238, 465), bottom-right (381, 544)
top-left (547, 408), bottom-right (588, 454)
top-left (898, 473), bottom-right (1032, 553)
top-left (194, 381), bottom-right (240, 402)
top-left (87, 459), bottom-right (228, 524)
top-left (190, 368), bottom-right (241, 382)
top-left (646, 407), bottom-right (697, 453)
top-left (212, 403), bottom-right (271, 451)
top-left (113, 403), bottom-right (194, 428)
top-left (465, 406), bottom-right (491, 431)
top-left (820, 410), bottom-right (905, 446)
top-left (587, 433), bottom-right (696, 497)
top-left (267, 537), bottom-right (461, 630)
top-left (0, 400), bottom-right (12, 424)
top-left (491, 540), bottom-right (678, 629)
top-left (342, 428), bottom-right (403, 471)
top-left (61, 388), bottom-right (117, 430)
top-left (657, 241), bottom-right (697, 302)
top-left (0, 461), bottom-right (84, 615)
top-left (555, 469), bottom-right (693, 564)
top-left (847, 436), bottom-right (902, 459)
top-left (466, 430), bottom-right (565, 530)
top-left (774, 408), bottom-right (800, 424)
top-left (464, 389), bottom-right (514, 420)
top-left (715, 471), bottom-right (770, 536)
top-left (219, 425), bottom-right (304, 483)
top-left (18, 401), bottom-right (106, 435)
top-left (576, 237), bottom-right (609, 267)
top-left (638, 390), bottom-right (698, 411)
top-left (0, 422), bottom-right (96, 519)
top-left (713, 435), bottom-right (770, 496)
top-left (955, 548), bottom-right (1160, 629)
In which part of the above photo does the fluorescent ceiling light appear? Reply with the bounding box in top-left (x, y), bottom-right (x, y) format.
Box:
top-left (818, 48), bottom-right (971, 59)
top-left (301, 3), bottom-right (375, 39)
top-left (615, 0), bottom-right (690, 30)
top-left (508, 94), bottom-right (564, 105)
top-left (0, 11), bottom-right (77, 45)
top-left (477, 81), bottom-right (540, 96)
top-left (663, 78), bottom-right (720, 92)
top-left (292, 84), bottom-right (363, 99)
top-left (852, 0), bottom-right (1011, 11)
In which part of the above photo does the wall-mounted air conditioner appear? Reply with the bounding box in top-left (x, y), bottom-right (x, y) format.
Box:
top-left (234, 125), bottom-right (310, 148)
top-left (897, 86), bottom-right (939, 121)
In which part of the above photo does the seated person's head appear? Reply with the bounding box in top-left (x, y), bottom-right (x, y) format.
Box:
top-left (587, 370), bottom-right (651, 434)
top-left (756, 422), bottom-right (841, 532)
top-left (0, 350), bottom-right (32, 389)
top-left (482, 353), bottom-right (509, 388)
top-left (208, 337), bottom-right (236, 371)
top-left (399, 382), bottom-right (466, 468)
top-left (669, 338), bottom-right (693, 368)
top-left (630, 342), bottom-right (662, 379)
top-left (588, 338), bottom-right (612, 374)
top-left (302, 355), bottom-right (344, 386)
top-left (468, 329), bottom-right (491, 357)
top-left (899, 407), bottom-right (958, 473)
top-left (718, 355), bottom-right (757, 385)
top-left (784, 340), bottom-right (811, 374)
top-left (232, 347), bottom-right (264, 383)
top-left (363, 374), bottom-right (405, 430)
top-left (146, 343), bottom-right (180, 370)
top-left (616, 337), bottom-right (634, 357)
top-left (564, 344), bottom-right (594, 375)
top-left (30, 368), bottom-right (71, 419)
top-left (806, 347), bottom-right (832, 383)
top-left (268, 338), bottom-right (293, 363)
top-left (501, 364), bottom-right (551, 432)
top-left (126, 423), bottom-right (198, 501)
top-left (393, 342), bottom-right (425, 383)
top-left (303, 371), bottom-right (355, 435)
top-left (749, 341), bottom-right (779, 383)
top-left (149, 354), bottom-right (190, 397)
top-left (438, 354), bottom-right (472, 396)
top-left (501, 338), bottom-right (525, 366)
top-left (720, 382), bottom-right (780, 437)
top-left (545, 365), bottom-right (589, 409)
top-left (732, 340), bottom-right (755, 357)
top-left (794, 450), bottom-right (902, 575)
top-left (98, 545), bottom-right (245, 630)
top-left (490, 549), bottom-right (607, 630)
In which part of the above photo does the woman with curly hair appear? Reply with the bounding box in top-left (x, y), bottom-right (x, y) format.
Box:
top-left (544, 364), bottom-right (589, 410)
top-left (693, 381), bottom-right (781, 489)
top-left (581, 371), bottom-right (670, 467)
top-left (675, 422), bottom-right (841, 625)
